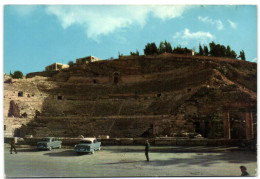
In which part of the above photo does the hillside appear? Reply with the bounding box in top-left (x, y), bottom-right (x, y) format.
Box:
top-left (4, 54), bottom-right (257, 139)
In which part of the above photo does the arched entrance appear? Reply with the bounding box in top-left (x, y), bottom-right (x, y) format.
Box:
top-left (113, 72), bottom-right (119, 84)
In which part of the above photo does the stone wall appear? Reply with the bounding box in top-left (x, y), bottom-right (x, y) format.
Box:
top-left (26, 71), bottom-right (59, 78)
top-left (11, 137), bottom-right (254, 148)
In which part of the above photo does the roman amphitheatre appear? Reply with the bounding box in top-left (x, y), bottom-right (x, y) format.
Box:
top-left (4, 52), bottom-right (256, 145)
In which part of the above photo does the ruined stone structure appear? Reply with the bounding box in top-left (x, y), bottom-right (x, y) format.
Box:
top-left (4, 76), bottom-right (50, 137)
top-left (4, 54), bottom-right (257, 139)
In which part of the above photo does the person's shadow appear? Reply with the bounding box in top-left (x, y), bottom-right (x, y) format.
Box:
top-left (16, 148), bottom-right (39, 152)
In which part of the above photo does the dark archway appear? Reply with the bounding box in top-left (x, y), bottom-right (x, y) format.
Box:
top-left (18, 91), bottom-right (23, 97)
top-left (113, 72), bottom-right (119, 84)
top-left (229, 113), bottom-right (246, 139)
top-left (14, 128), bottom-right (21, 137)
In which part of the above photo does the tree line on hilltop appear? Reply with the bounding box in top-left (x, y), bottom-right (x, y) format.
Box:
top-left (127, 40), bottom-right (246, 61)
top-left (199, 42), bottom-right (245, 60)
top-left (7, 40), bottom-right (246, 79)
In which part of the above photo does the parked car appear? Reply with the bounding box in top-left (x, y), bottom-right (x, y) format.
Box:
top-left (37, 137), bottom-right (62, 151)
top-left (74, 138), bottom-right (101, 154)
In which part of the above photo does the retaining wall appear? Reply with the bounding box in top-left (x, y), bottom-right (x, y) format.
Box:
top-left (5, 137), bottom-right (255, 147)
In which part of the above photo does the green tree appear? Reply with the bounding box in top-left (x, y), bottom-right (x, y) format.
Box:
top-left (199, 44), bottom-right (204, 56)
top-left (158, 41), bottom-right (166, 54)
top-left (164, 41), bottom-right (172, 53)
top-left (204, 46), bottom-right (209, 56)
top-left (209, 41), bottom-right (237, 59)
top-left (144, 42), bottom-right (158, 55)
top-left (209, 41), bottom-right (216, 56)
top-left (12, 71), bottom-right (23, 79)
top-left (226, 45), bottom-right (231, 58)
top-left (230, 50), bottom-right (237, 59)
top-left (238, 50), bottom-right (246, 61)
top-left (158, 40), bottom-right (172, 54)
top-left (130, 50), bottom-right (140, 56)
top-left (209, 42), bottom-right (226, 57)
top-left (219, 45), bottom-right (226, 57)
top-left (173, 45), bottom-right (181, 54)
top-left (173, 45), bottom-right (191, 55)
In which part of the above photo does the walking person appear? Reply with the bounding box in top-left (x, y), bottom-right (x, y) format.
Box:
top-left (240, 166), bottom-right (249, 176)
top-left (145, 140), bottom-right (150, 162)
top-left (10, 138), bottom-right (17, 154)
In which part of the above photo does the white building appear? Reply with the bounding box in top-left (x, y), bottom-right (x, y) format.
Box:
top-left (45, 63), bottom-right (69, 71)
top-left (76, 56), bottom-right (102, 64)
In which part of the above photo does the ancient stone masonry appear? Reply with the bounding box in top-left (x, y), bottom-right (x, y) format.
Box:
top-left (5, 54), bottom-right (257, 139)
top-left (8, 101), bottom-right (21, 118)
top-left (4, 76), bottom-right (53, 137)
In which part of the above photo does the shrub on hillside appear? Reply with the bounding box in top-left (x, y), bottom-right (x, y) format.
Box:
top-left (12, 71), bottom-right (23, 79)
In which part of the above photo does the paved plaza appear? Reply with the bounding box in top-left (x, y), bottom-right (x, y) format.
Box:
top-left (4, 144), bottom-right (257, 177)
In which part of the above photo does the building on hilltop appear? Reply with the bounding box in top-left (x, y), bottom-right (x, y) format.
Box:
top-left (45, 63), bottom-right (69, 71)
top-left (76, 56), bottom-right (102, 64)
top-left (191, 49), bottom-right (195, 56)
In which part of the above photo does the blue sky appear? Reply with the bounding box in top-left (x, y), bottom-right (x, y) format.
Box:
top-left (4, 5), bottom-right (257, 75)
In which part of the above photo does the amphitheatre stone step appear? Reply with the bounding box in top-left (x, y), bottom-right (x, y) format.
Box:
top-left (4, 55), bottom-right (257, 139)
